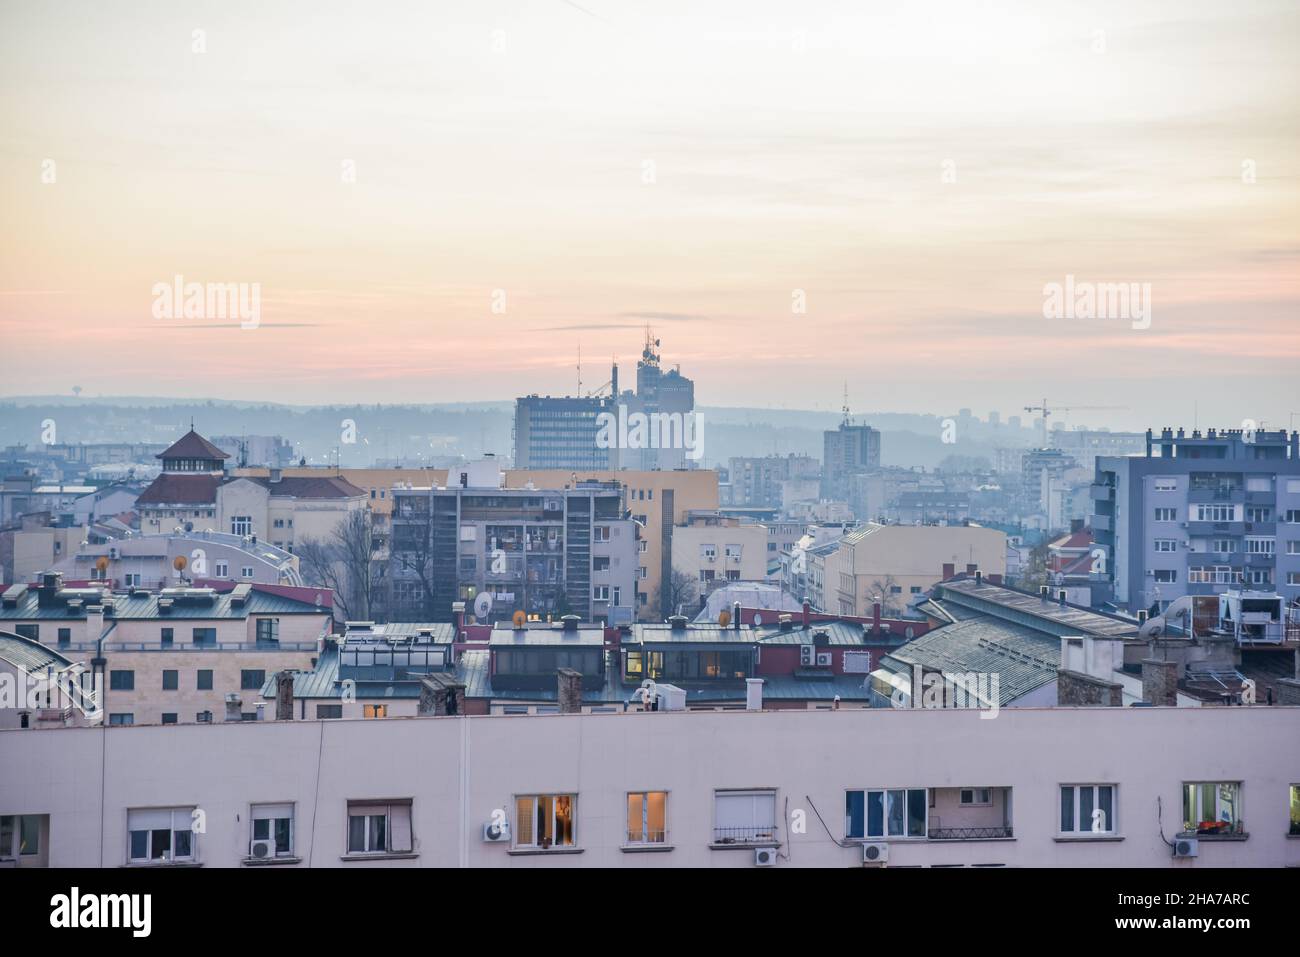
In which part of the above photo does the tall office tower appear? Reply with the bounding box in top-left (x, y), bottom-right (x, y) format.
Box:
top-left (821, 418), bottom-right (881, 503)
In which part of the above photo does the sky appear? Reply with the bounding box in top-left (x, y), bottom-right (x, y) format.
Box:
top-left (1, 0), bottom-right (1297, 433)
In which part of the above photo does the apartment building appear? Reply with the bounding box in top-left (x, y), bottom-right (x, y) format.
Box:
top-left (49, 531), bottom-right (303, 589)
top-left (0, 513), bottom-right (83, 585)
top-left (671, 513), bottom-right (768, 612)
top-left (388, 480), bottom-right (637, 625)
top-left (728, 455), bottom-right (819, 508)
top-left (822, 420), bottom-right (881, 502)
top-left (1091, 427), bottom-right (1300, 611)
top-left (505, 468), bottom-right (719, 620)
top-left (3, 706), bottom-right (1295, 867)
top-left (809, 523), bottom-right (1007, 616)
top-left (0, 575), bottom-right (330, 726)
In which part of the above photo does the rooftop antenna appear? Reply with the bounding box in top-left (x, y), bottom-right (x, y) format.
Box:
top-left (577, 344), bottom-right (582, 396)
top-left (841, 383), bottom-right (850, 426)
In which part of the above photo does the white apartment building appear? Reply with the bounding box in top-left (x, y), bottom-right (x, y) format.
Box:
top-left (1, 706), bottom-right (1295, 868)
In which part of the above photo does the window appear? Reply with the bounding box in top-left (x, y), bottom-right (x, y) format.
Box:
top-left (1211, 539), bottom-right (1238, 553)
top-left (57, 627), bottom-right (71, 649)
top-left (241, 670), bottom-right (266, 691)
top-left (1245, 537), bottom-right (1275, 555)
top-left (0, 814), bottom-right (42, 859)
top-left (230, 516), bottom-right (253, 536)
top-left (196, 670), bottom-right (213, 691)
top-left (612, 586), bottom-right (621, 606)
top-left (593, 556), bottom-right (610, 572)
top-left (1195, 504), bottom-right (1236, 522)
top-left (1288, 541), bottom-right (1300, 555)
top-left (363, 704), bottom-right (388, 719)
top-left (1245, 506), bottom-right (1272, 523)
top-left (1182, 782), bottom-right (1242, 836)
top-left (714, 789), bottom-right (777, 844)
top-left (1153, 539), bottom-right (1177, 552)
top-left (127, 807), bottom-right (196, 863)
top-left (109, 670), bottom-right (134, 691)
top-left (725, 544), bottom-right (742, 560)
top-left (346, 801), bottom-right (413, 855)
top-left (1060, 785), bottom-right (1115, 834)
top-left (1153, 477), bottom-right (1177, 491)
top-left (1153, 569), bottom-right (1177, 583)
top-left (317, 704), bottom-right (343, 719)
top-left (960, 788), bottom-right (992, 806)
top-left (1290, 785), bottom-right (1300, 837)
top-left (241, 566), bottom-right (254, 579)
top-left (626, 791), bottom-right (667, 845)
top-left (215, 561), bottom-right (229, 578)
top-left (161, 713), bottom-right (178, 725)
top-left (845, 788), bottom-right (927, 839)
top-left (192, 628), bottom-right (216, 647)
top-left (256, 619), bottom-right (280, 644)
top-left (250, 803), bottom-right (294, 858)
top-left (1154, 507), bottom-right (1176, 522)
top-left (160, 627), bottom-right (174, 648)
top-left (162, 670), bottom-right (178, 691)
top-left (109, 713), bottom-right (134, 726)
top-left (14, 624), bottom-right (37, 641)
top-left (1286, 510), bottom-right (1300, 525)
top-left (701, 544), bottom-right (717, 561)
top-left (593, 526), bottom-right (610, 542)
top-left (515, 794), bottom-right (576, 849)
top-left (593, 585), bottom-right (610, 602)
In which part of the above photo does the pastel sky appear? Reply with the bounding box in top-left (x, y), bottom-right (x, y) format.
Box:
top-left (1, 0), bottom-right (1297, 432)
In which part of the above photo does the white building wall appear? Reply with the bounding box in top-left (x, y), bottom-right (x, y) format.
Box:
top-left (1, 706), bottom-right (1296, 868)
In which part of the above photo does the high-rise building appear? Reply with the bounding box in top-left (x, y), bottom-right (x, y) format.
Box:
top-left (821, 420), bottom-right (881, 502)
top-left (512, 395), bottom-right (616, 471)
top-left (1091, 427), bottom-right (1300, 611)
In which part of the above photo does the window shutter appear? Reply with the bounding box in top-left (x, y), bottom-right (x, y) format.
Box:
top-left (388, 803), bottom-right (413, 853)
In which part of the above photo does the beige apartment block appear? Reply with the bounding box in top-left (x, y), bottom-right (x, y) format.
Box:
top-left (232, 467), bottom-right (451, 527)
top-left (0, 579), bottom-right (331, 726)
top-left (505, 469), bottom-right (719, 620)
top-left (812, 523), bottom-right (1007, 616)
top-left (671, 516), bottom-right (768, 613)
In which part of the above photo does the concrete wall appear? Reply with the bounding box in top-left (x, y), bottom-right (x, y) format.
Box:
top-left (2, 706), bottom-right (1296, 868)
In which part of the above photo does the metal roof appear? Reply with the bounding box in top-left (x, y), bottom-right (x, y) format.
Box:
top-left (0, 630), bottom-right (74, 673)
top-left (629, 623), bottom-right (756, 644)
top-left (881, 617), bottom-right (1060, 706)
top-left (0, 586), bottom-right (328, 623)
top-left (753, 620), bottom-right (917, 646)
top-left (935, 579), bottom-right (1139, 638)
top-left (488, 626), bottom-right (605, 647)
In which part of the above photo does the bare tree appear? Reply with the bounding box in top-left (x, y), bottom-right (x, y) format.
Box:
top-left (654, 568), bottom-right (699, 618)
top-left (389, 495), bottom-right (438, 621)
top-left (868, 575), bottom-right (904, 616)
top-left (298, 509), bottom-right (382, 621)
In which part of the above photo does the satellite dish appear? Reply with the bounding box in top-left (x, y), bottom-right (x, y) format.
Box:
top-left (511, 609), bottom-right (527, 629)
top-left (753, 612), bottom-right (763, 627)
top-left (474, 592), bottom-right (493, 619)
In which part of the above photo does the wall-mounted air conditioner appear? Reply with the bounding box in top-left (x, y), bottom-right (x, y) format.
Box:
top-left (816, 652), bottom-right (833, 667)
top-left (483, 820), bottom-right (511, 843)
top-left (249, 839), bottom-right (275, 860)
top-left (862, 842), bottom-right (889, 864)
top-left (1173, 838), bottom-right (1198, 858)
top-left (799, 644), bottom-right (814, 666)
top-left (754, 847), bottom-right (777, 867)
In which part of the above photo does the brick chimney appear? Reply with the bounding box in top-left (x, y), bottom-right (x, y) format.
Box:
top-left (275, 671), bottom-right (295, 720)
top-left (801, 597), bottom-right (811, 630)
top-left (1141, 658), bottom-right (1179, 707)
top-left (557, 668), bottom-right (582, 714)
top-left (872, 600), bottom-right (881, 635)
top-left (942, 563), bottom-right (955, 581)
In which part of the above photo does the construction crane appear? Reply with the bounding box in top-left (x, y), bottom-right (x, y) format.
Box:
top-left (1023, 399), bottom-right (1128, 448)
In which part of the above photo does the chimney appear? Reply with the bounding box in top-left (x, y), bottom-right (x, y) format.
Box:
top-left (561, 614), bottom-right (580, 633)
top-left (942, 562), bottom-right (955, 580)
top-left (801, 597), bottom-right (811, 630)
top-left (975, 570), bottom-right (982, 585)
top-left (1137, 609), bottom-right (1148, 624)
top-left (452, 601), bottom-right (466, 635)
top-left (1040, 585), bottom-right (1050, 602)
top-left (557, 668), bottom-right (582, 714)
top-left (1141, 658), bottom-right (1179, 707)
top-left (269, 468), bottom-right (282, 484)
top-left (668, 614), bottom-right (687, 632)
top-left (732, 601), bottom-right (742, 631)
top-left (988, 573), bottom-right (1003, 585)
top-left (275, 671), bottom-right (295, 720)
top-left (745, 678), bottom-right (764, 711)
top-left (224, 693), bottom-right (242, 722)
top-left (872, 600), bottom-right (881, 635)
top-left (1058, 589), bottom-right (1067, 606)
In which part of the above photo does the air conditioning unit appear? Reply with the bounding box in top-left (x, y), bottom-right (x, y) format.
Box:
top-left (483, 820), bottom-right (511, 843)
top-left (862, 842), bottom-right (889, 864)
top-left (1173, 838), bottom-right (1198, 858)
top-left (799, 644), bottom-right (814, 666)
top-left (816, 652), bottom-right (833, 667)
top-left (753, 847), bottom-right (777, 867)
top-left (249, 839), bottom-right (274, 860)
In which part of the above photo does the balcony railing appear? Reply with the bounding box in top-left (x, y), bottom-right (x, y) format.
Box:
top-left (57, 641), bottom-right (318, 653)
top-left (927, 825), bottom-right (1014, 840)
top-left (712, 825), bottom-right (778, 845)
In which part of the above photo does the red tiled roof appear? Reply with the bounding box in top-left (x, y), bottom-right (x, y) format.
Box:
top-left (156, 430), bottom-right (230, 461)
top-left (243, 476), bottom-right (366, 499)
top-left (135, 473), bottom-right (222, 506)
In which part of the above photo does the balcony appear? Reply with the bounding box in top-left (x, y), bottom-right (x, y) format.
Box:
top-left (928, 825), bottom-right (1014, 840)
top-left (712, 825), bottom-right (778, 846)
top-left (927, 787), bottom-right (1013, 841)
top-left (1188, 488), bottom-right (1243, 504)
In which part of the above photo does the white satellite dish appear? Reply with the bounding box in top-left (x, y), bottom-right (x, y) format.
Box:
top-left (474, 592), bottom-right (493, 619)
top-left (753, 612), bottom-right (763, 627)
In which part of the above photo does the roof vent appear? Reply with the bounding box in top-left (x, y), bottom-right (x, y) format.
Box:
top-left (561, 614), bottom-right (580, 633)
top-left (668, 614), bottom-right (688, 631)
